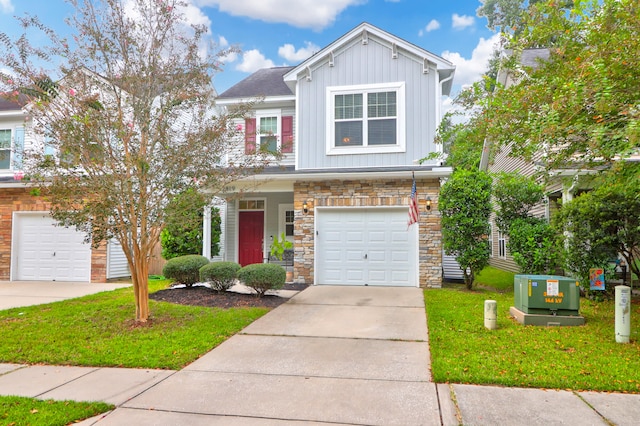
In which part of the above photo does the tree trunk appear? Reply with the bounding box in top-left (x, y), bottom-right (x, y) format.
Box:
top-left (131, 256), bottom-right (150, 322)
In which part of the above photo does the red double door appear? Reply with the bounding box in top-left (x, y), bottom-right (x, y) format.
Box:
top-left (238, 211), bottom-right (264, 266)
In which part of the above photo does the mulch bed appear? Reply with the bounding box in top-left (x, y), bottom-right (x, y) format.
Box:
top-left (150, 283), bottom-right (308, 309)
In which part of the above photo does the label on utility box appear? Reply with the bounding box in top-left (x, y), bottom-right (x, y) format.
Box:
top-left (547, 280), bottom-right (559, 296)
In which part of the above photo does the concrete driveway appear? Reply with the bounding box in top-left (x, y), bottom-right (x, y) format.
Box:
top-left (0, 281), bottom-right (131, 310)
top-left (101, 285), bottom-right (442, 425)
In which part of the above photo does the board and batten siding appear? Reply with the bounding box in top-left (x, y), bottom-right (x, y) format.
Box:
top-left (106, 239), bottom-right (131, 279)
top-left (296, 37), bottom-right (439, 170)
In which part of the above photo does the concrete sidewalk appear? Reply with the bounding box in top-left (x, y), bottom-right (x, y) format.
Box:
top-left (0, 285), bottom-right (639, 425)
top-left (0, 281), bottom-right (131, 310)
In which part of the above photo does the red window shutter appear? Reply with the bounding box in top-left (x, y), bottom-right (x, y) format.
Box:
top-left (281, 116), bottom-right (293, 153)
top-left (245, 118), bottom-right (256, 154)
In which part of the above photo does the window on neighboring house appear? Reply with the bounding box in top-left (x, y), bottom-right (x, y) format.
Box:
top-left (498, 231), bottom-right (506, 258)
top-left (0, 127), bottom-right (25, 170)
top-left (245, 113), bottom-right (294, 155)
top-left (0, 130), bottom-right (11, 169)
top-left (327, 82), bottom-right (405, 155)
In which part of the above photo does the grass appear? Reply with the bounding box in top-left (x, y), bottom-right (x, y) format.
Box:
top-left (0, 277), bottom-right (273, 424)
top-left (425, 287), bottom-right (640, 393)
top-left (0, 278), bottom-right (270, 369)
top-left (474, 266), bottom-right (516, 291)
top-left (0, 396), bottom-right (113, 426)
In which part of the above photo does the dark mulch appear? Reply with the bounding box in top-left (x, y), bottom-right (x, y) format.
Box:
top-left (150, 283), bottom-right (308, 309)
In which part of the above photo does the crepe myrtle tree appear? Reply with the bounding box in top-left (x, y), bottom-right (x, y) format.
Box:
top-left (0, 0), bottom-right (277, 322)
top-left (440, 170), bottom-right (492, 289)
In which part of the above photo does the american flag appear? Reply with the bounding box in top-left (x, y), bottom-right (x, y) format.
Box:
top-left (407, 174), bottom-right (419, 227)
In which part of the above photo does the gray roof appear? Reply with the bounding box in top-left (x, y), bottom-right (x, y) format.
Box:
top-left (217, 66), bottom-right (295, 99)
top-left (0, 97), bottom-right (23, 111)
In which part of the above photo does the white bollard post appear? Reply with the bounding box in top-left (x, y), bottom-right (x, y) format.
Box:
top-left (615, 285), bottom-right (631, 343)
top-left (484, 300), bottom-right (497, 330)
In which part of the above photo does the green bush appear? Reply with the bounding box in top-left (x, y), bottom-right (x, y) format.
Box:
top-left (508, 217), bottom-right (559, 274)
top-left (237, 263), bottom-right (286, 297)
top-left (162, 255), bottom-right (209, 287)
top-left (200, 261), bottom-right (241, 292)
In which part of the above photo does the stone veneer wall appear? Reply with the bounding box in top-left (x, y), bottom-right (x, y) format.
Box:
top-left (293, 178), bottom-right (442, 288)
top-left (0, 187), bottom-right (108, 282)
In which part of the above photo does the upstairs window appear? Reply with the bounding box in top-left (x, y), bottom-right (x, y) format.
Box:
top-left (0, 127), bottom-right (24, 171)
top-left (245, 113), bottom-right (293, 155)
top-left (0, 130), bottom-right (11, 169)
top-left (327, 82), bottom-right (405, 155)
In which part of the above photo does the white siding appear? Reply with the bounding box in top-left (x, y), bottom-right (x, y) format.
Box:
top-left (107, 239), bottom-right (130, 279)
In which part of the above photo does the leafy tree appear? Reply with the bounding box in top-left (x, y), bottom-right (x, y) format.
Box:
top-left (440, 170), bottom-right (492, 288)
top-left (492, 171), bottom-right (544, 233)
top-left (160, 189), bottom-right (221, 260)
top-left (508, 217), bottom-right (558, 274)
top-left (555, 164), bottom-right (640, 288)
top-left (0, 0), bottom-right (275, 322)
top-left (484, 0), bottom-right (640, 176)
top-left (492, 172), bottom-right (558, 274)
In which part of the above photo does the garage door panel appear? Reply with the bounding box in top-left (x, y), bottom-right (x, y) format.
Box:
top-left (316, 208), bottom-right (417, 286)
top-left (14, 214), bottom-right (91, 282)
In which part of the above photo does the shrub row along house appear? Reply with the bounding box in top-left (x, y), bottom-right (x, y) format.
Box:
top-left (203, 23), bottom-right (456, 287)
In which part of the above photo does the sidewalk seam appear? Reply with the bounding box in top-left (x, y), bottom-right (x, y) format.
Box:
top-left (573, 391), bottom-right (615, 426)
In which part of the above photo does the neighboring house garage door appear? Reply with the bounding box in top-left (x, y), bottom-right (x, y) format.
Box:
top-left (315, 208), bottom-right (418, 286)
top-left (13, 213), bottom-right (91, 281)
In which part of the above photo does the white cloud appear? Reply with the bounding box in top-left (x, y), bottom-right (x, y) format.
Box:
top-left (236, 49), bottom-right (275, 72)
top-left (0, 0), bottom-right (14, 14)
top-left (442, 33), bottom-right (501, 89)
top-left (218, 36), bottom-right (229, 48)
top-left (452, 13), bottom-right (475, 30)
top-left (195, 0), bottom-right (364, 30)
top-left (278, 41), bottom-right (320, 62)
top-left (181, 2), bottom-right (212, 31)
top-left (425, 19), bottom-right (440, 32)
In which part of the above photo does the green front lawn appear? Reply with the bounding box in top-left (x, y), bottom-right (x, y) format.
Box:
top-left (0, 396), bottom-right (113, 426)
top-left (474, 266), bottom-right (516, 291)
top-left (0, 279), bottom-right (269, 369)
top-left (425, 288), bottom-right (640, 393)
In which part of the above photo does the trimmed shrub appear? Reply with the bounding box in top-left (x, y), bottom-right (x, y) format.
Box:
top-left (199, 261), bottom-right (241, 292)
top-left (237, 263), bottom-right (286, 297)
top-left (162, 255), bottom-right (209, 287)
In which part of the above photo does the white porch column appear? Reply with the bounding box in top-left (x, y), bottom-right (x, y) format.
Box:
top-left (202, 205), bottom-right (212, 259)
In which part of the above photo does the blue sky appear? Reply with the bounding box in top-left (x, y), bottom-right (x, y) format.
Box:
top-left (0, 0), bottom-right (500, 99)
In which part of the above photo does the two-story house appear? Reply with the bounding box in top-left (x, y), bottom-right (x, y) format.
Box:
top-left (0, 97), bottom-right (129, 282)
top-left (205, 23), bottom-right (455, 287)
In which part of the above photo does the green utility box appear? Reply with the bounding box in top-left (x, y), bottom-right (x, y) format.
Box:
top-left (514, 275), bottom-right (581, 316)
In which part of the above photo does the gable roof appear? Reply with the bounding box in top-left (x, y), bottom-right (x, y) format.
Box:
top-left (217, 66), bottom-right (295, 100)
top-left (283, 22), bottom-right (455, 94)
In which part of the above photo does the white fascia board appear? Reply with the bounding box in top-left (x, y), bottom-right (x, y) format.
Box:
top-left (231, 167), bottom-right (454, 188)
top-left (215, 95), bottom-right (295, 107)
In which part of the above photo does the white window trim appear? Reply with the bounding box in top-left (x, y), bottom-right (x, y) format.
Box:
top-left (325, 82), bottom-right (406, 155)
top-left (256, 109), bottom-right (282, 152)
top-left (278, 203), bottom-right (294, 243)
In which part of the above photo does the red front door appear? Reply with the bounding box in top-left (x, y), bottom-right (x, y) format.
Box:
top-left (239, 211), bottom-right (264, 266)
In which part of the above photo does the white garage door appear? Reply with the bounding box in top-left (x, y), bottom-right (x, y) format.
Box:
top-left (316, 208), bottom-right (418, 286)
top-left (13, 213), bottom-right (91, 281)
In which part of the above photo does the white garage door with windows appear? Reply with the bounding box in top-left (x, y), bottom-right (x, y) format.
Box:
top-left (13, 213), bottom-right (91, 282)
top-left (315, 207), bottom-right (418, 286)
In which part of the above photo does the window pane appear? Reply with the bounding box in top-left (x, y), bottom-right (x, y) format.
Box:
top-left (335, 121), bottom-right (363, 146)
top-left (261, 135), bottom-right (278, 153)
top-left (260, 116), bottom-right (277, 134)
top-left (367, 91), bottom-right (396, 118)
top-left (0, 130), bottom-right (11, 149)
top-left (368, 119), bottom-right (396, 145)
top-left (285, 224), bottom-right (294, 237)
top-left (335, 94), bottom-right (362, 120)
top-left (0, 150), bottom-right (9, 169)
top-left (285, 210), bottom-right (294, 223)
